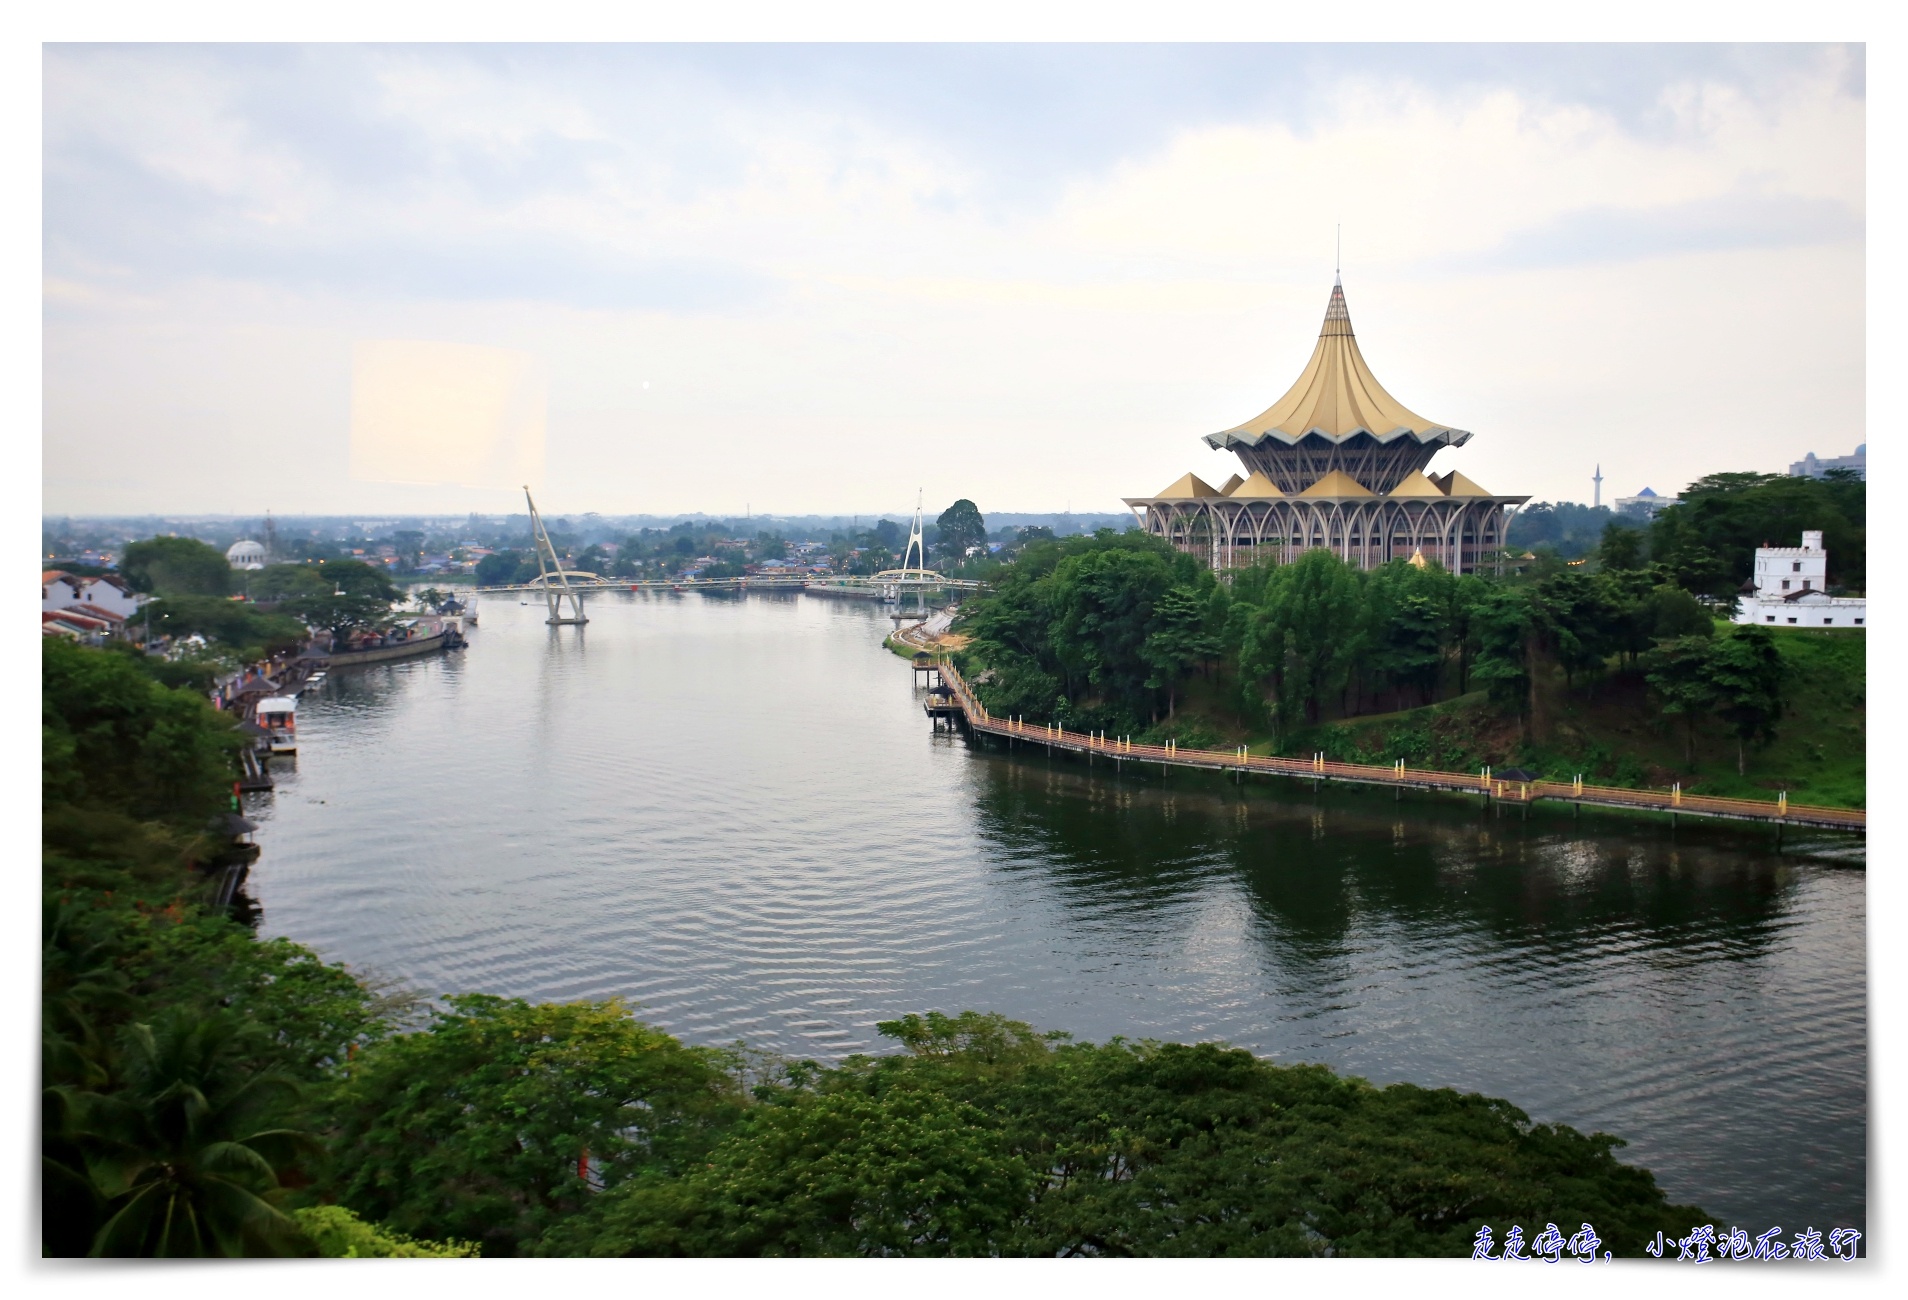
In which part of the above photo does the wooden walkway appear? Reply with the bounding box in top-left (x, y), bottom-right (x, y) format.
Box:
top-left (928, 660), bottom-right (1864, 834)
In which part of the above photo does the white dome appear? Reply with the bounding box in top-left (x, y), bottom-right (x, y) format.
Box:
top-left (227, 539), bottom-right (267, 569)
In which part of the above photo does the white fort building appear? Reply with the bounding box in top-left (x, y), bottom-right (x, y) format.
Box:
top-left (1734, 531), bottom-right (1865, 629)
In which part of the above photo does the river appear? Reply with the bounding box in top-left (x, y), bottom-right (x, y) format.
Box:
top-left (245, 589), bottom-right (1866, 1234)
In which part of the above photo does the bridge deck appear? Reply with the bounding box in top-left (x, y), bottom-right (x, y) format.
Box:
top-left (929, 660), bottom-right (1863, 835)
top-left (476, 575), bottom-right (984, 594)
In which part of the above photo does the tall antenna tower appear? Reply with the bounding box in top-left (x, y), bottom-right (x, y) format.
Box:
top-left (901, 489), bottom-right (927, 573)
top-left (524, 486), bottom-right (587, 625)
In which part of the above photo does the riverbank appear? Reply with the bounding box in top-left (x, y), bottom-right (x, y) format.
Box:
top-left (46, 635), bottom-right (1729, 1256)
top-left (236, 593), bottom-right (1867, 1235)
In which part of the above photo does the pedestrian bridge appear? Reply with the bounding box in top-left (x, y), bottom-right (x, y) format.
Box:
top-left (476, 572), bottom-right (985, 596)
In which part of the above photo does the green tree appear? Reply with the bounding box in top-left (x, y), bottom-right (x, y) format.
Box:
top-left (120, 536), bottom-right (231, 597)
top-left (1642, 635), bottom-right (1718, 766)
top-left (42, 638), bottom-right (244, 823)
top-left (143, 595), bottom-right (309, 660)
top-left (1470, 587), bottom-right (1535, 724)
top-left (1597, 520), bottom-right (1646, 571)
top-left (292, 1206), bottom-right (479, 1257)
top-left (279, 563), bottom-right (399, 644)
top-left (50, 1011), bottom-right (317, 1257)
top-left (1141, 585), bottom-right (1221, 718)
top-left (247, 563), bottom-right (332, 602)
top-left (1257, 549), bottom-right (1365, 725)
top-left (317, 559), bottom-right (402, 600)
top-left (320, 995), bottom-right (744, 1256)
top-left (1649, 472), bottom-right (1864, 597)
top-left (1531, 570), bottom-right (1617, 689)
top-left (545, 1011), bottom-right (1705, 1258)
top-left (1047, 544), bottom-right (1185, 720)
top-left (1705, 625), bottom-right (1786, 775)
top-left (475, 550), bottom-right (525, 585)
top-left (937, 499), bottom-right (988, 562)
top-left (1365, 560), bottom-right (1455, 707)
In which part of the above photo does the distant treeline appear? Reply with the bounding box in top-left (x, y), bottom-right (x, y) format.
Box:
top-left (1507, 471), bottom-right (1864, 591)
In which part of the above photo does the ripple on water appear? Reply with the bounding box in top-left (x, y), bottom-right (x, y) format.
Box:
top-left (248, 592), bottom-right (1865, 1232)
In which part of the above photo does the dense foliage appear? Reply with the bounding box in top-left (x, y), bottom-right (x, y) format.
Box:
top-left (936, 498), bottom-right (988, 562)
top-left (1506, 501), bottom-right (1641, 559)
top-left (952, 530), bottom-right (1772, 761)
top-left (139, 596), bottom-right (309, 664)
top-left (320, 995), bottom-right (744, 1256)
top-left (119, 535), bottom-right (232, 597)
top-left (537, 1011), bottom-right (1703, 1257)
top-left (42, 639), bottom-right (383, 1257)
top-left (1648, 471), bottom-right (1865, 598)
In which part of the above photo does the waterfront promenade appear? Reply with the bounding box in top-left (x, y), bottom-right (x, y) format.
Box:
top-left (926, 659), bottom-right (1865, 834)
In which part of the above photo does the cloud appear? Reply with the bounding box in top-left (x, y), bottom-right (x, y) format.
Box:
top-left (1440, 193), bottom-right (1862, 273)
top-left (40, 44), bottom-right (1866, 515)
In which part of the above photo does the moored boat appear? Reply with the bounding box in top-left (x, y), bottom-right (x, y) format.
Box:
top-left (255, 696), bottom-right (298, 753)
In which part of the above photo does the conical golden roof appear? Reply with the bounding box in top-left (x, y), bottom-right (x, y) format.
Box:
top-left (1205, 280), bottom-right (1470, 451)
top-left (1433, 470), bottom-right (1494, 497)
top-left (1228, 471), bottom-right (1286, 499)
top-left (1297, 469), bottom-right (1375, 498)
top-left (1387, 470), bottom-right (1448, 498)
top-left (1216, 473), bottom-right (1245, 496)
top-left (1152, 472), bottom-right (1220, 499)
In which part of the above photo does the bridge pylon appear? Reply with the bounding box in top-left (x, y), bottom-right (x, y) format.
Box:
top-left (902, 489), bottom-right (926, 573)
top-left (524, 486), bottom-right (587, 625)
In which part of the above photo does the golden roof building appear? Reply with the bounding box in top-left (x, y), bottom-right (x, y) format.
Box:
top-left (1126, 279), bottom-right (1527, 573)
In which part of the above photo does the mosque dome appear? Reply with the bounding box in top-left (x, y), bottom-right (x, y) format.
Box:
top-left (227, 539), bottom-right (267, 570)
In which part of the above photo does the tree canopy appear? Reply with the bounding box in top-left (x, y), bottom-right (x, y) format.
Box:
top-left (120, 536), bottom-right (231, 597)
top-left (537, 1011), bottom-right (1704, 1258)
top-left (1649, 471), bottom-right (1864, 598)
top-left (937, 499), bottom-right (987, 561)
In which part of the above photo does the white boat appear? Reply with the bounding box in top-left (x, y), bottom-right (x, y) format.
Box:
top-left (255, 696), bottom-right (298, 753)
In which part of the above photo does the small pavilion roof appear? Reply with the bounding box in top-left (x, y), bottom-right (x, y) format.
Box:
top-left (1206, 280), bottom-right (1471, 453)
top-left (1433, 470), bottom-right (1495, 497)
top-left (1386, 470), bottom-right (1448, 499)
top-left (1153, 472), bottom-right (1221, 500)
top-left (1297, 469), bottom-right (1376, 498)
top-left (1216, 473), bottom-right (1245, 496)
top-left (1229, 471), bottom-right (1286, 499)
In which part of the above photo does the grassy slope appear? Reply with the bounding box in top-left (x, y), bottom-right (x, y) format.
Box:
top-left (1151, 630), bottom-right (1865, 809)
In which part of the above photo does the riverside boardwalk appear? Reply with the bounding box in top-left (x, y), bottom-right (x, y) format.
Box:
top-left (926, 659), bottom-right (1864, 835)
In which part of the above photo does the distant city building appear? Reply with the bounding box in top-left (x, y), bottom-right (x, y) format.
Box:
top-left (1790, 444), bottom-right (1865, 481)
top-left (1127, 278), bottom-right (1526, 573)
top-left (227, 538), bottom-right (267, 569)
top-left (1613, 487), bottom-right (1678, 519)
top-left (1734, 531), bottom-right (1864, 629)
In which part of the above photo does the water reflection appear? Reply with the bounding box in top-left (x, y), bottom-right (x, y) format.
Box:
top-left (248, 591), bottom-right (1864, 1236)
top-left (967, 752), bottom-right (1862, 1230)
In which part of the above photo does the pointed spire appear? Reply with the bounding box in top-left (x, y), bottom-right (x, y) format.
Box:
top-left (1320, 279), bottom-right (1353, 339)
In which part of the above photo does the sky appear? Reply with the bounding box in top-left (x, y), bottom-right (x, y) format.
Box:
top-left (41, 42), bottom-right (1866, 519)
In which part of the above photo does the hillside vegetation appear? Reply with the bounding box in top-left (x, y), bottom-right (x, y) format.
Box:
top-left (950, 498), bottom-right (1864, 809)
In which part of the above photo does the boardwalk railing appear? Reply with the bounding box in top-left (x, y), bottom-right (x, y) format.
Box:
top-left (931, 660), bottom-right (1864, 834)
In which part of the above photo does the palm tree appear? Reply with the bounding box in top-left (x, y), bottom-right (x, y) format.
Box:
top-left (56, 1010), bottom-right (317, 1256)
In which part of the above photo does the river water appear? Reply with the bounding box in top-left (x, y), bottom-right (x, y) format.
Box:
top-left (246, 590), bottom-right (1866, 1234)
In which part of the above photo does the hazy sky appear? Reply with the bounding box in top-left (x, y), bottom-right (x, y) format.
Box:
top-left (43, 43), bottom-right (1864, 518)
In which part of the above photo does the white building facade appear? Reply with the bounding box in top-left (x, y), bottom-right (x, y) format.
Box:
top-left (1734, 531), bottom-right (1865, 629)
